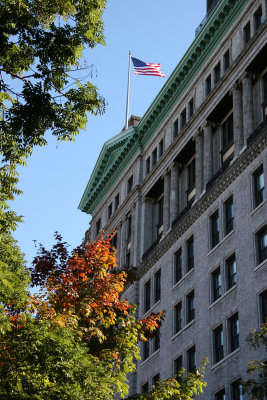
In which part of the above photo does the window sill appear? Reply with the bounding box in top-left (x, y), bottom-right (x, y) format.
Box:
top-left (143, 300), bottom-right (161, 318)
top-left (209, 285), bottom-right (236, 309)
top-left (171, 320), bottom-right (195, 341)
top-left (172, 268), bottom-right (194, 291)
top-left (207, 230), bottom-right (234, 256)
top-left (211, 348), bottom-right (240, 370)
top-left (254, 259), bottom-right (267, 272)
top-left (140, 349), bottom-right (160, 367)
top-left (251, 199), bottom-right (266, 216)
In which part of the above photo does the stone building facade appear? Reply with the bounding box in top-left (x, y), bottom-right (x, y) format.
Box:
top-left (79, 0), bottom-right (267, 398)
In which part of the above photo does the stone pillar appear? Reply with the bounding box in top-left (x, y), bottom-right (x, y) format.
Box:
top-left (163, 171), bottom-right (170, 233)
top-left (194, 131), bottom-right (204, 197)
top-left (203, 121), bottom-right (213, 187)
top-left (263, 0), bottom-right (267, 21)
top-left (133, 196), bottom-right (142, 265)
top-left (170, 162), bottom-right (180, 225)
top-left (242, 72), bottom-right (254, 145)
top-left (141, 198), bottom-right (154, 255)
top-left (231, 83), bottom-right (243, 154)
top-left (119, 218), bottom-right (126, 266)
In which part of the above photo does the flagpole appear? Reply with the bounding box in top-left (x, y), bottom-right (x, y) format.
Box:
top-left (125, 50), bottom-right (131, 130)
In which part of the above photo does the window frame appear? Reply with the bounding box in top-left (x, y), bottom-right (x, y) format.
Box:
top-left (206, 74), bottom-right (212, 96)
top-left (253, 165), bottom-right (265, 208)
top-left (213, 324), bottom-right (224, 363)
top-left (226, 254), bottom-right (237, 290)
top-left (212, 267), bottom-right (222, 302)
top-left (174, 248), bottom-right (182, 284)
top-left (187, 345), bottom-right (196, 373)
top-left (173, 118), bottom-right (179, 138)
top-left (144, 279), bottom-right (151, 313)
top-left (231, 379), bottom-right (243, 400)
top-left (152, 147), bottom-right (157, 167)
top-left (228, 312), bottom-right (239, 352)
top-left (259, 289), bottom-right (267, 324)
top-left (223, 49), bottom-right (230, 72)
top-left (127, 175), bottom-right (133, 194)
top-left (243, 21), bottom-right (251, 45)
top-left (154, 269), bottom-right (161, 303)
top-left (186, 290), bottom-right (195, 324)
top-left (210, 210), bottom-right (220, 249)
top-left (224, 195), bottom-right (234, 235)
top-left (174, 301), bottom-right (183, 334)
top-left (187, 236), bottom-right (194, 271)
top-left (146, 156), bottom-right (151, 175)
top-left (214, 62), bottom-right (221, 85)
top-left (256, 225), bottom-right (267, 265)
top-left (254, 6), bottom-right (263, 32)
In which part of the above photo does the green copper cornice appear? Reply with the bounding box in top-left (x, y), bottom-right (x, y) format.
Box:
top-left (79, 0), bottom-right (250, 216)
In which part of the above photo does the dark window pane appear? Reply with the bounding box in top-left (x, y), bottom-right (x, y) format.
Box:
top-left (257, 226), bottom-right (267, 264)
top-left (214, 62), bottom-right (221, 84)
top-left (254, 6), bottom-right (263, 31)
top-left (159, 139), bottom-right (164, 158)
top-left (173, 119), bottom-right (179, 138)
top-left (212, 268), bottom-right (222, 302)
top-left (144, 280), bottom-right (151, 312)
top-left (154, 269), bottom-right (161, 303)
top-left (174, 302), bottom-right (182, 333)
top-left (223, 50), bottom-right (230, 72)
top-left (181, 108), bottom-right (186, 129)
top-left (260, 290), bottom-right (267, 323)
top-left (211, 211), bottom-right (219, 248)
top-left (174, 249), bottom-right (182, 283)
top-left (206, 74), bottom-right (211, 95)
top-left (142, 382), bottom-right (149, 393)
top-left (229, 313), bottom-right (239, 352)
top-left (188, 158), bottom-right (196, 191)
top-left (187, 291), bottom-right (195, 323)
top-left (127, 175), bottom-right (133, 194)
top-left (244, 22), bottom-right (251, 45)
top-left (214, 325), bottom-right (224, 363)
top-left (146, 157), bottom-right (150, 175)
top-left (143, 340), bottom-right (149, 360)
top-left (231, 380), bottom-right (243, 400)
top-left (227, 255), bottom-right (237, 290)
top-left (189, 98), bottom-right (194, 118)
top-left (96, 218), bottom-right (101, 235)
top-left (152, 148), bottom-right (157, 167)
top-left (254, 166), bottom-right (265, 207)
top-left (188, 346), bottom-right (196, 372)
top-left (153, 328), bottom-right (160, 352)
top-left (225, 196), bottom-right (234, 235)
top-left (152, 373), bottom-right (160, 387)
top-left (215, 388), bottom-right (226, 400)
top-left (115, 194), bottom-right (120, 210)
top-left (174, 355), bottom-right (183, 382)
top-left (187, 236), bottom-right (194, 271)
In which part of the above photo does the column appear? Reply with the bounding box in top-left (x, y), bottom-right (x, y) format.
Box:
top-left (203, 120), bottom-right (213, 187)
top-left (195, 131), bottom-right (204, 197)
top-left (119, 218), bottom-right (126, 266)
top-left (170, 162), bottom-right (180, 225)
top-left (141, 198), bottom-right (154, 255)
top-left (242, 72), bottom-right (254, 145)
top-left (133, 197), bottom-right (142, 265)
top-left (163, 171), bottom-right (170, 234)
top-left (231, 83), bottom-right (243, 154)
top-left (263, 0), bottom-right (267, 21)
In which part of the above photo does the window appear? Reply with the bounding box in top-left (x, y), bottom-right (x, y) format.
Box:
top-left (214, 62), bottom-right (221, 85)
top-left (231, 379), bottom-right (243, 400)
top-left (142, 382), bottom-right (149, 393)
top-left (181, 108), bottom-right (186, 129)
top-left (152, 148), bottom-right (157, 167)
top-left (229, 313), bottom-right (239, 352)
top-left (222, 113), bottom-right (234, 163)
top-left (256, 225), bottom-right (267, 265)
top-left (159, 139), bottom-right (164, 158)
top-left (254, 6), bottom-right (263, 31)
top-left (174, 301), bottom-right (182, 334)
top-left (108, 203), bottom-right (113, 219)
top-left (211, 211), bottom-right (219, 249)
top-left (96, 218), bottom-right (101, 235)
top-left (143, 340), bottom-right (149, 360)
top-left (146, 157), bottom-right (151, 175)
top-left (187, 236), bottom-right (194, 271)
top-left (111, 232), bottom-right (117, 249)
top-left (173, 119), bottom-right (179, 138)
top-left (223, 49), bottom-right (230, 72)
top-left (115, 193), bottom-right (120, 210)
top-left (206, 74), bottom-right (211, 95)
top-left (225, 196), bottom-right (234, 235)
top-left (243, 21), bottom-right (251, 45)
top-left (127, 175), bottom-right (133, 194)
top-left (152, 373), bottom-right (160, 387)
top-left (262, 72), bottom-right (267, 119)
top-left (188, 158), bottom-right (196, 192)
top-left (174, 248), bottom-right (182, 283)
top-left (157, 196), bottom-right (164, 240)
top-left (154, 269), bottom-right (161, 303)
top-left (125, 251), bottom-right (130, 268)
top-left (126, 214), bottom-right (132, 243)
top-left (214, 325), bottom-right (224, 363)
top-left (226, 254), bottom-right (237, 290)
top-left (260, 290), bottom-right (267, 323)
top-left (153, 328), bottom-right (160, 352)
top-left (174, 355), bottom-right (183, 381)
top-left (144, 280), bottom-right (151, 312)
top-left (215, 389), bottom-right (225, 400)
top-left (187, 290), bottom-right (195, 324)
top-left (188, 98), bottom-right (194, 119)
top-left (253, 165), bottom-right (265, 208)
top-left (187, 346), bottom-right (196, 372)
top-left (212, 267), bottom-right (222, 302)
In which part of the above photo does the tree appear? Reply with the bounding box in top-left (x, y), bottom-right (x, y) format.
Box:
top-left (242, 323), bottom-right (267, 400)
top-left (0, 234), bottom-right (206, 399)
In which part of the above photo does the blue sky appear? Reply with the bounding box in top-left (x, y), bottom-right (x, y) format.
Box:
top-left (13, 1), bottom-right (206, 265)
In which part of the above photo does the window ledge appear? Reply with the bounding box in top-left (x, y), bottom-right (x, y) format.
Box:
top-left (142, 300), bottom-right (161, 318)
top-left (211, 348), bottom-right (240, 370)
top-left (139, 349), bottom-right (160, 367)
top-left (209, 285), bottom-right (236, 309)
top-left (172, 268), bottom-right (194, 291)
top-left (254, 259), bottom-right (267, 272)
top-left (208, 230), bottom-right (234, 256)
top-left (171, 320), bottom-right (195, 341)
top-left (251, 199), bottom-right (266, 216)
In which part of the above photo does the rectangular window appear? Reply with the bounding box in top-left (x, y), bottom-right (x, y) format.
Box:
top-left (174, 248), bottom-right (182, 283)
top-left (126, 215), bottom-right (132, 242)
top-left (111, 232), bottom-right (117, 249)
top-left (146, 157), bottom-right (151, 175)
top-left (188, 98), bottom-right (194, 119)
top-left (115, 193), bottom-right (120, 210)
top-left (260, 290), bottom-right (267, 323)
top-left (214, 325), bottom-right (224, 363)
top-left (256, 225), bottom-right (267, 265)
top-left (142, 382), bottom-right (149, 394)
top-left (96, 218), bottom-right (101, 235)
top-left (211, 211), bottom-right (219, 249)
top-left (254, 6), bottom-right (263, 31)
top-left (229, 312), bottom-right (239, 352)
top-left (174, 355), bottom-right (182, 382)
top-left (153, 328), bottom-right (160, 352)
top-left (127, 175), bottom-right (133, 194)
top-left (214, 62), bottom-right (221, 85)
top-left (173, 119), bottom-right (179, 138)
top-left (223, 49), bottom-right (230, 72)
top-left (231, 379), bottom-right (243, 400)
top-left (180, 108), bottom-right (186, 129)
top-left (226, 254), bottom-right (237, 290)
top-left (143, 339), bottom-right (149, 360)
top-left (215, 389), bottom-right (226, 400)
top-left (144, 280), bottom-right (151, 312)
top-left (253, 165), bottom-right (265, 208)
top-left (152, 148), bottom-right (157, 167)
top-left (152, 373), bottom-right (160, 387)
top-left (154, 269), bottom-right (161, 303)
top-left (262, 72), bottom-right (267, 119)
top-left (188, 158), bottom-right (196, 191)
top-left (125, 251), bottom-right (130, 268)
top-left (187, 290), bottom-right (195, 324)
top-left (225, 196), bottom-right (234, 235)
top-left (187, 236), bottom-right (194, 271)
top-left (243, 21), bottom-right (251, 45)
top-left (159, 139), bottom-right (164, 158)
top-left (212, 267), bottom-right (222, 302)
top-left (187, 346), bottom-right (196, 372)
top-left (108, 203), bottom-right (113, 219)
top-left (157, 196), bottom-right (164, 240)
top-left (206, 74), bottom-right (211, 95)
top-left (222, 113), bottom-right (234, 162)
top-left (174, 301), bottom-right (182, 334)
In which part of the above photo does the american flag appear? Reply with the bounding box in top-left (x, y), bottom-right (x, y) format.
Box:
top-left (131, 57), bottom-right (165, 78)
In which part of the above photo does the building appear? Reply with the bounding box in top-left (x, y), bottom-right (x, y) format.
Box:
top-left (78, 0), bottom-right (267, 398)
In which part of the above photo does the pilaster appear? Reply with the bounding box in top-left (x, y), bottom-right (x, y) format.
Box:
top-left (241, 72), bottom-right (254, 144)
